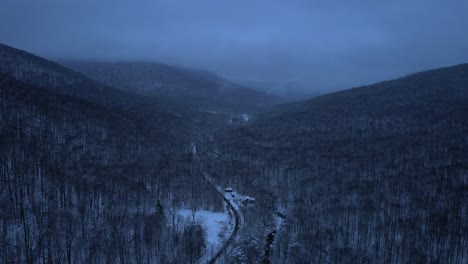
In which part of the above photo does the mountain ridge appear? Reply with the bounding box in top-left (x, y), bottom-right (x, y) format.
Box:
top-left (0, 43), bottom-right (186, 113)
top-left (253, 63), bottom-right (468, 125)
top-left (61, 60), bottom-right (283, 112)
top-left (209, 62), bottom-right (468, 262)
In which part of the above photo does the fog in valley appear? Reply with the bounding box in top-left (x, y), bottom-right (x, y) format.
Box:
top-left (1, 1), bottom-right (467, 263)
top-left (2, 0), bottom-right (468, 98)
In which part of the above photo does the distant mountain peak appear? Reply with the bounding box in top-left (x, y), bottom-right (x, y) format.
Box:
top-left (62, 60), bottom-right (283, 112)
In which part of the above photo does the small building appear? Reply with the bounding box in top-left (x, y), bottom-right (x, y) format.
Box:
top-left (224, 187), bottom-right (233, 192)
top-left (241, 197), bottom-right (256, 205)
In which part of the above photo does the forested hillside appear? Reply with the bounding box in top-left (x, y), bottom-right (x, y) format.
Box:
top-left (0, 44), bottom-right (190, 120)
top-left (62, 61), bottom-right (281, 112)
top-left (1, 41), bottom-right (467, 264)
top-left (0, 48), bottom-right (224, 263)
top-left (213, 64), bottom-right (468, 263)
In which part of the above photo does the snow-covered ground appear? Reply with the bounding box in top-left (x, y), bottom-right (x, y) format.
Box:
top-left (191, 143), bottom-right (197, 154)
top-left (228, 113), bottom-right (251, 124)
top-left (273, 213), bottom-right (285, 230)
top-left (178, 209), bottom-right (234, 260)
top-left (198, 174), bottom-right (247, 262)
top-left (223, 191), bottom-right (255, 212)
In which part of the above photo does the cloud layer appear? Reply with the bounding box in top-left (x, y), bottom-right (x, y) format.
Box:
top-left (2, 0), bottom-right (468, 94)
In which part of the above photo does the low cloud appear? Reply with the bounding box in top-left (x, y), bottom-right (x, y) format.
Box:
top-left (1, 0), bottom-right (467, 95)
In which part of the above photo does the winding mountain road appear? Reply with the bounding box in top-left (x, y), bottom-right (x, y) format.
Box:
top-left (200, 173), bottom-right (241, 264)
top-left (193, 145), bottom-right (241, 263)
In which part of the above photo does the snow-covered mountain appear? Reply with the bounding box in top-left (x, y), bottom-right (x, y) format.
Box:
top-left (214, 63), bottom-right (468, 263)
top-left (62, 61), bottom-right (283, 112)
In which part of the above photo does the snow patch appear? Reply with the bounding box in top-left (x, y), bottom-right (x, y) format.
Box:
top-left (191, 143), bottom-right (197, 154)
top-left (228, 113), bottom-right (251, 124)
top-left (178, 209), bottom-right (233, 255)
top-left (223, 191), bottom-right (256, 212)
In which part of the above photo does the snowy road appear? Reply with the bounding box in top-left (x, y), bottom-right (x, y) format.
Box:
top-left (199, 173), bottom-right (241, 264)
top-left (192, 144), bottom-right (241, 263)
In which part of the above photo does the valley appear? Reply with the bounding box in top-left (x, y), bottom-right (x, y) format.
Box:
top-left (0, 42), bottom-right (467, 263)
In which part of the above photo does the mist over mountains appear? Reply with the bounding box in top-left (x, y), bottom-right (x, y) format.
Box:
top-left (61, 60), bottom-right (282, 112)
top-left (1, 1), bottom-right (468, 263)
top-left (1, 41), bottom-right (467, 263)
top-left (2, 0), bottom-right (468, 95)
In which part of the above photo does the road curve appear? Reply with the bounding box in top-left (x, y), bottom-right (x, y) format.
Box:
top-left (202, 174), bottom-right (241, 264)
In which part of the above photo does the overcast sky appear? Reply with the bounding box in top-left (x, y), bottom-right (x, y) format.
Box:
top-left (1, 0), bottom-right (468, 95)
